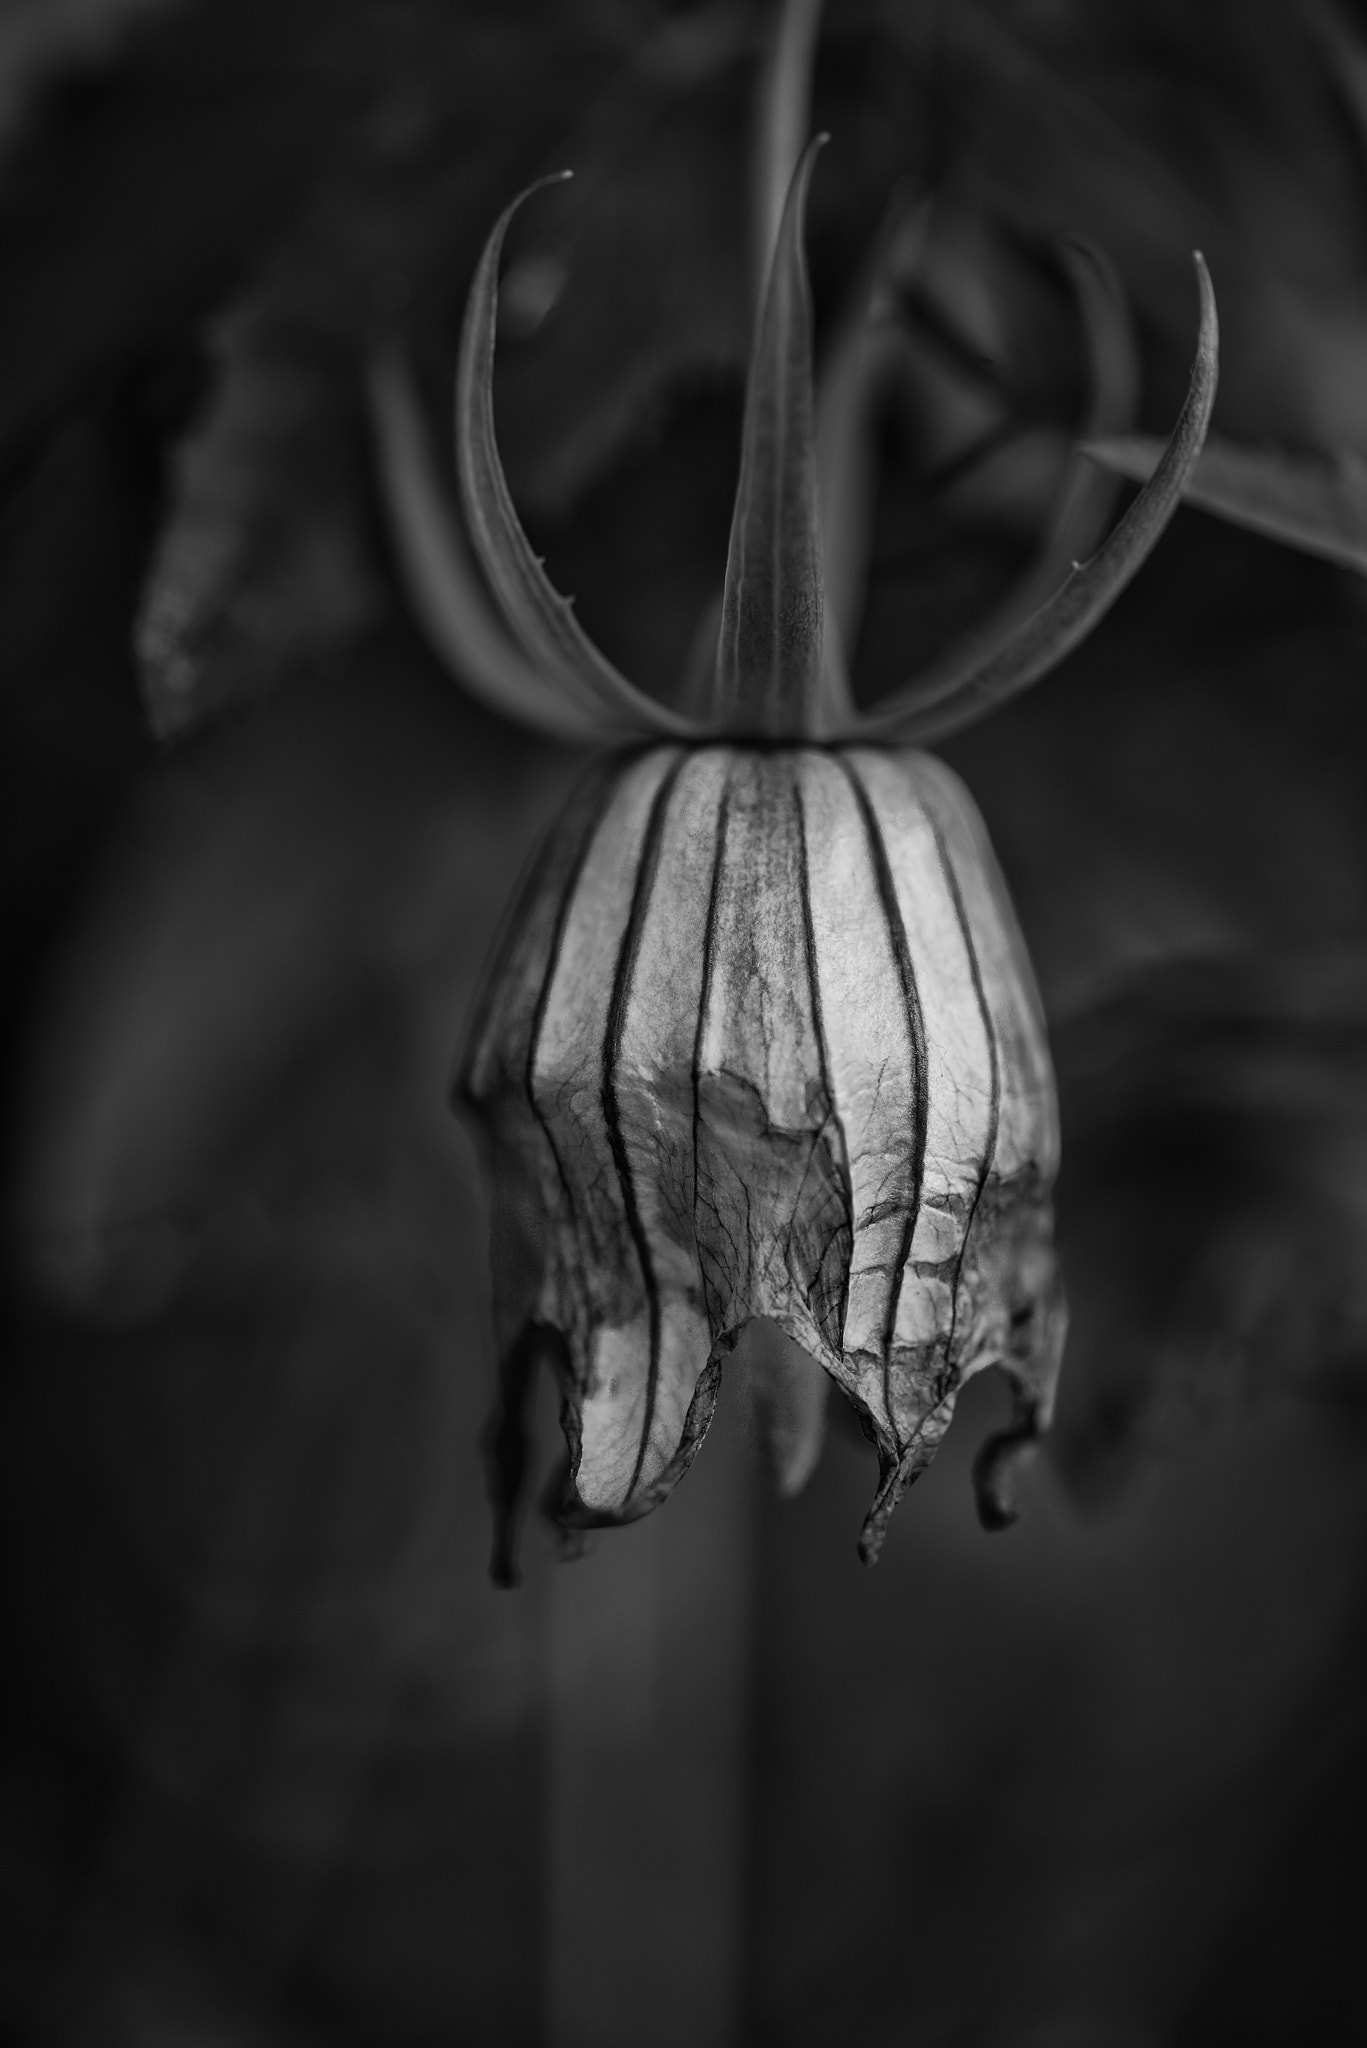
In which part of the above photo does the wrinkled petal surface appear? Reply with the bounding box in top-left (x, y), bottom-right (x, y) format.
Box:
top-left (460, 745), bottom-right (1064, 1562)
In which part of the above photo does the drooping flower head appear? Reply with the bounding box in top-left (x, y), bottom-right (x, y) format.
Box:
top-left (374, 104), bottom-right (1216, 1577)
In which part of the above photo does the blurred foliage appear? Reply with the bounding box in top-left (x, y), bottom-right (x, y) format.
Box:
top-left (1088, 428), bottom-right (1367, 576)
top-left (6, 1), bottom-right (1367, 2043)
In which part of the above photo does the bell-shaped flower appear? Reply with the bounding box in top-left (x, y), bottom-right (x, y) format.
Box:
top-left (462, 739), bottom-right (1064, 1566)
top-left (373, 133), bottom-right (1217, 1574)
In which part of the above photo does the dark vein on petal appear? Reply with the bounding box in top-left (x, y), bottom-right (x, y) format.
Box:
top-left (766, 336), bottom-right (787, 723)
top-left (924, 804), bottom-right (1000, 1390)
top-left (793, 761), bottom-right (850, 1343)
top-left (839, 756), bottom-right (928, 1443)
top-left (603, 756), bottom-right (688, 1505)
top-left (461, 755), bottom-right (614, 1109)
top-left (525, 756), bottom-right (628, 1222)
top-left (692, 753), bottom-right (734, 1331)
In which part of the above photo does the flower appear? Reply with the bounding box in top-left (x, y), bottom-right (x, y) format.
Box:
top-left (373, 134), bottom-right (1217, 1573)
top-left (462, 740), bottom-right (1062, 1567)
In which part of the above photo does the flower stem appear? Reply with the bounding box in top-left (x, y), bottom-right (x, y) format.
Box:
top-left (543, 1390), bottom-right (757, 2046)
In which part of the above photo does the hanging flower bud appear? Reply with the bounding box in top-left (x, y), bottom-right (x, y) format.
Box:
top-left (460, 742), bottom-right (1062, 1566)
top-left (372, 79), bottom-right (1215, 1572)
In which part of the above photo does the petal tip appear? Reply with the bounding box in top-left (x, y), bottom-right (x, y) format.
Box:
top-left (971, 1425), bottom-right (1037, 1530)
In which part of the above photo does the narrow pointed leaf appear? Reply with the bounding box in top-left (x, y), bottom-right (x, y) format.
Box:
top-left (839, 237), bottom-right (1137, 737)
top-left (713, 134), bottom-right (830, 736)
top-left (1082, 432), bottom-right (1367, 577)
top-left (139, 301), bottom-right (381, 741)
top-left (861, 251), bottom-right (1218, 744)
top-left (369, 343), bottom-right (603, 740)
top-left (950, 238), bottom-right (1138, 653)
top-left (815, 194), bottom-right (929, 673)
top-left (752, 0), bottom-right (824, 300)
top-left (457, 176), bottom-right (694, 739)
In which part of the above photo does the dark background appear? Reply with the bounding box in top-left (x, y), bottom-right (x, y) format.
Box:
top-left (5, 2), bottom-right (1367, 2042)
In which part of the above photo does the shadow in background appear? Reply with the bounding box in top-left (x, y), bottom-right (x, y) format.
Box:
top-left (5, 4), bottom-right (1367, 2044)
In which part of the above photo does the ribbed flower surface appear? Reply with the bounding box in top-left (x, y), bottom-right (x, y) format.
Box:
top-left (460, 744), bottom-right (1064, 1561)
top-left (372, 100), bottom-right (1215, 1567)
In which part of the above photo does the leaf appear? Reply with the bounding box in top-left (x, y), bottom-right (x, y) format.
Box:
top-left (814, 190), bottom-right (927, 693)
top-left (0, 0), bottom-right (176, 148)
top-left (1053, 950), bottom-right (1367, 1496)
top-left (136, 300), bottom-right (380, 740)
top-left (849, 234), bottom-right (1138, 729)
top-left (485, 5), bottom-right (753, 517)
top-left (712, 135), bottom-right (831, 736)
top-left (860, 250), bottom-right (1217, 742)
top-left (1081, 431), bottom-right (1367, 576)
top-left (752, 0), bottom-right (825, 299)
top-left (456, 177), bottom-right (693, 740)
top-left (368, 342), bottom-right (604, 741)
top-left (460, 745), bottom-right (1063, 1570)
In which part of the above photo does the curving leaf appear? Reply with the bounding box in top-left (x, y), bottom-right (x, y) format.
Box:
top-left (751, 0), bottom-right (825, 300)
top-left (712, 135), bottom-right (832, 736)
top-left (1054, 950), bottom-right (1367, 1496)
top-left (138, 300), bottom-right (379, 740)
top-left (456, 177), bottom-right (694, 741)
top-left (861, 251), bottom-right (1218, 743)
top-left (369, 342), bottom-right (603, 741)
top-left (851, 236), bottom-right (1138, 735)
top-left (1081, 431), bottom-right (1367, 576)
top-left (814, 191), bottom-right (928, 708)
top-left (483, 5), bottom-right (753, 517)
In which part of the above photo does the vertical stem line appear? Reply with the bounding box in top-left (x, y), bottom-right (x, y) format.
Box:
top-left (753, 0), bottom-right (825, 308)
top-left (543, 1386), bottom-right (757, 2048)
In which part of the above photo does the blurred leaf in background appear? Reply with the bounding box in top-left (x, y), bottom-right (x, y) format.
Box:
top-left (6, 3), bottom-right (1367, 2045)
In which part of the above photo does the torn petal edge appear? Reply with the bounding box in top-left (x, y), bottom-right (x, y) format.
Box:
top-left (553, 1351), bottom-right (727, 1533)
top-left (483, 1321), bottom-right (556, 1589)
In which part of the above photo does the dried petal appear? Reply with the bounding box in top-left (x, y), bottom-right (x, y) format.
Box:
top-left (459, 746), bottom-right (1064, 1566)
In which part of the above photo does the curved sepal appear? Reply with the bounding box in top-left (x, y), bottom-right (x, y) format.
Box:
top-left (369, 342), bottom-right (604, 739)
top-left (1081, 431), bottom-right (1367, 577)
top-left (457, 175), bottom-right (695, 739)
top-left (815, 192), bottom-right (929, 688)
top-left (712, 135), bottom-right (834, 736)
top-left (752, 0), bottom-right (825, 299)
top-left (846, 239), bottom-right (1136, 737)
top-left (862, 251), bottom-right (1218, 744)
